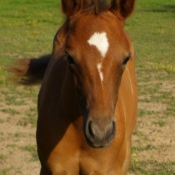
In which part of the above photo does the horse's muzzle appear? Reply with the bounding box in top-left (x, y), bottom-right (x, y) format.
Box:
top-left (84, 117), bottom-right (116, 148)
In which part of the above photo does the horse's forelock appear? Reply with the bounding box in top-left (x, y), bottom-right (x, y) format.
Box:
top-left (83, 0), bottom-right (111, 14)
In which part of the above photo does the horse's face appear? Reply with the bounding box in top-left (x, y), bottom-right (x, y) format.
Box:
top-left (57, 0), bottom-right (135, 148)
top-left (64, 12), bottom-right (132, 148)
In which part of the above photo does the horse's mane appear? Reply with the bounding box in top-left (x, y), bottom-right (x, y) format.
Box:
top-left (83, 0), bottom-right (111, 14)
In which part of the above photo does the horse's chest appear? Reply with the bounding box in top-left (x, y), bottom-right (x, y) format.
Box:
top-left (79, 158), bottom-right (117, 175)
top-left (47, 150), bottom-right (117, 175)
top-left (39, 121), bottom-right (123, 175)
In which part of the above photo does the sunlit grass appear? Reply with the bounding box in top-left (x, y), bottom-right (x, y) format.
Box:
top-left (0, 0), bottom-right (175, 174)
top-left (22, 145), bottom-right (38, 162)
top-left (153, 63), bottom-right (175, 74)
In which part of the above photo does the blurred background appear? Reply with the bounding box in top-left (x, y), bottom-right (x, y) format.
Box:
top-left (0, 0), bottom-right (175, 174)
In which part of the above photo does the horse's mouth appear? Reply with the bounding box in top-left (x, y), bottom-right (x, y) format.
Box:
top-left (85, 136), bottom-right (113, 148)
top-left (83, 118), bottom-right (116, 148)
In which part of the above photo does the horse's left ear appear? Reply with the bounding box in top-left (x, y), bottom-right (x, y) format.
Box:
top-left (61, 0), bottom-right (82, 16)
top-left (110, 0), bottom-right (135, 19)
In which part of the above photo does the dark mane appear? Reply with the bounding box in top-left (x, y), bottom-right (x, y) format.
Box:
top-left (83, 0), bottom-right (111, 14)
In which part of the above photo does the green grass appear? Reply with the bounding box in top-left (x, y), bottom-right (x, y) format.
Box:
top-left (0, 168), bottom-right (13, 175)
top-left (22, 145), bottom-right (38, 162)
top-left (130, 160), bottom-right (175, 175)
top-left (5, 95), bottom-right (26, 105)
top-left (0, 0), bottom-right (175, 174)
top-left (138, 109), bottom-right (154, 117)
top-left (2, 108), bottom-right (21, 115)
top-left (126, 2), bottom-right (175, 174)
top-left (0, 119), bottom-right (4, 124)
top-left (126, 0), bottom-right (175, 66)
top-left (132, 144), bottom-right (156, 152)
top-left (0, 0), bottom-right (63, 69)
top-left (133, 129), bottom-right (149, 141)
top-left (0, 154), bottom-right (7, 161)
top-left (153, 120), bottom-right (166, 127)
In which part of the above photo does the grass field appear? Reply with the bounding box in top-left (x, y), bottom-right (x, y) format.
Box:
top-left (0, 0), bottom-right (175, 174)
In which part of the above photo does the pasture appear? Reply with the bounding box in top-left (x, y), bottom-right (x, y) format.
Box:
top-left (0, 0), bottom-right (175, 174)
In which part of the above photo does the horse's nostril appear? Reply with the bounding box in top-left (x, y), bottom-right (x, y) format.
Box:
top-left (87, 119), bottom-right (116, 140)
top-left (85, 117), bottom-right (117, 148)
top-left (112, 121), bottom-right (116, 135)
top-left (88, 121), bottom-right (95, 139)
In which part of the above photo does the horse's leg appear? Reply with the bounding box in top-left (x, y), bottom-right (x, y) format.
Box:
top-left (38, 152), bottom-right (51, 175)
top-left (40, 167), bottom-right (51, 175)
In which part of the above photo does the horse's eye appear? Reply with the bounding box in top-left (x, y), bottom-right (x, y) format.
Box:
top-left (123, 54), bottom-right (131, 65)
top-left (67, 55), bottom-right (75, 65)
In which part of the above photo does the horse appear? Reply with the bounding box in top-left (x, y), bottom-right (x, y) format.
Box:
top-left (9, 0), bottom-right (138, 174)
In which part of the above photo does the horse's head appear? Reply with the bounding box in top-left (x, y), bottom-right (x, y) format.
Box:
top-left (55, 0), bottom-right (135, 148)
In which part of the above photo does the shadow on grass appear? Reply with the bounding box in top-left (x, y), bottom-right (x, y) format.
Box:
top-left (137, 4), bottom-right (175, 16)
top-left (153, 5), bottom-right (175, 13)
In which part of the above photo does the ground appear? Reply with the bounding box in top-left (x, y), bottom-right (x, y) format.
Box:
top-left (0, 0), bottom-right (175, 174)
top-left (0, 75), bottom-right (175, 175)
top-left (0, 86), bottom-right (39, 175)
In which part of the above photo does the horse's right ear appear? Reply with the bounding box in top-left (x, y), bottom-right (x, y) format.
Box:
top-left (110, 0), bottom-right (135, 19)
top-left (61, 0), bottom-right (82, 16)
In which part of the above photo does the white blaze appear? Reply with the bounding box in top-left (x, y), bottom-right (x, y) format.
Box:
top-left (97, 62), bottom-right (103, 82)
top-left (87, 32), bottom-right (109, 58)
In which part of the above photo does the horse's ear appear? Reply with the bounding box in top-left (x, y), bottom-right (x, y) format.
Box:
top-left (61, 0), bottom-right (82, 16)
top-left (111, 0), bottom-right (135, 19)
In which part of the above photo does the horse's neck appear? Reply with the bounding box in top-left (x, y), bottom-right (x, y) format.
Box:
top-left (38, 58), bottom-right (67, 112)
top-left (60, 68), bottom-right (81, 121)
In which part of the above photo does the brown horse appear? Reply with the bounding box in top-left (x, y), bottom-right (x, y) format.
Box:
top-left (9, 0), bottom-right (138, 174)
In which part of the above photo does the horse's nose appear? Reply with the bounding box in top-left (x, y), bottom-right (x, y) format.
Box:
top-left (85, 117), bottom-right (116, 148)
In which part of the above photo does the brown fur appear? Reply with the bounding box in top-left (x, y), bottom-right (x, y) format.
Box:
top-left (8, 0), bottom-right (137, 174)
